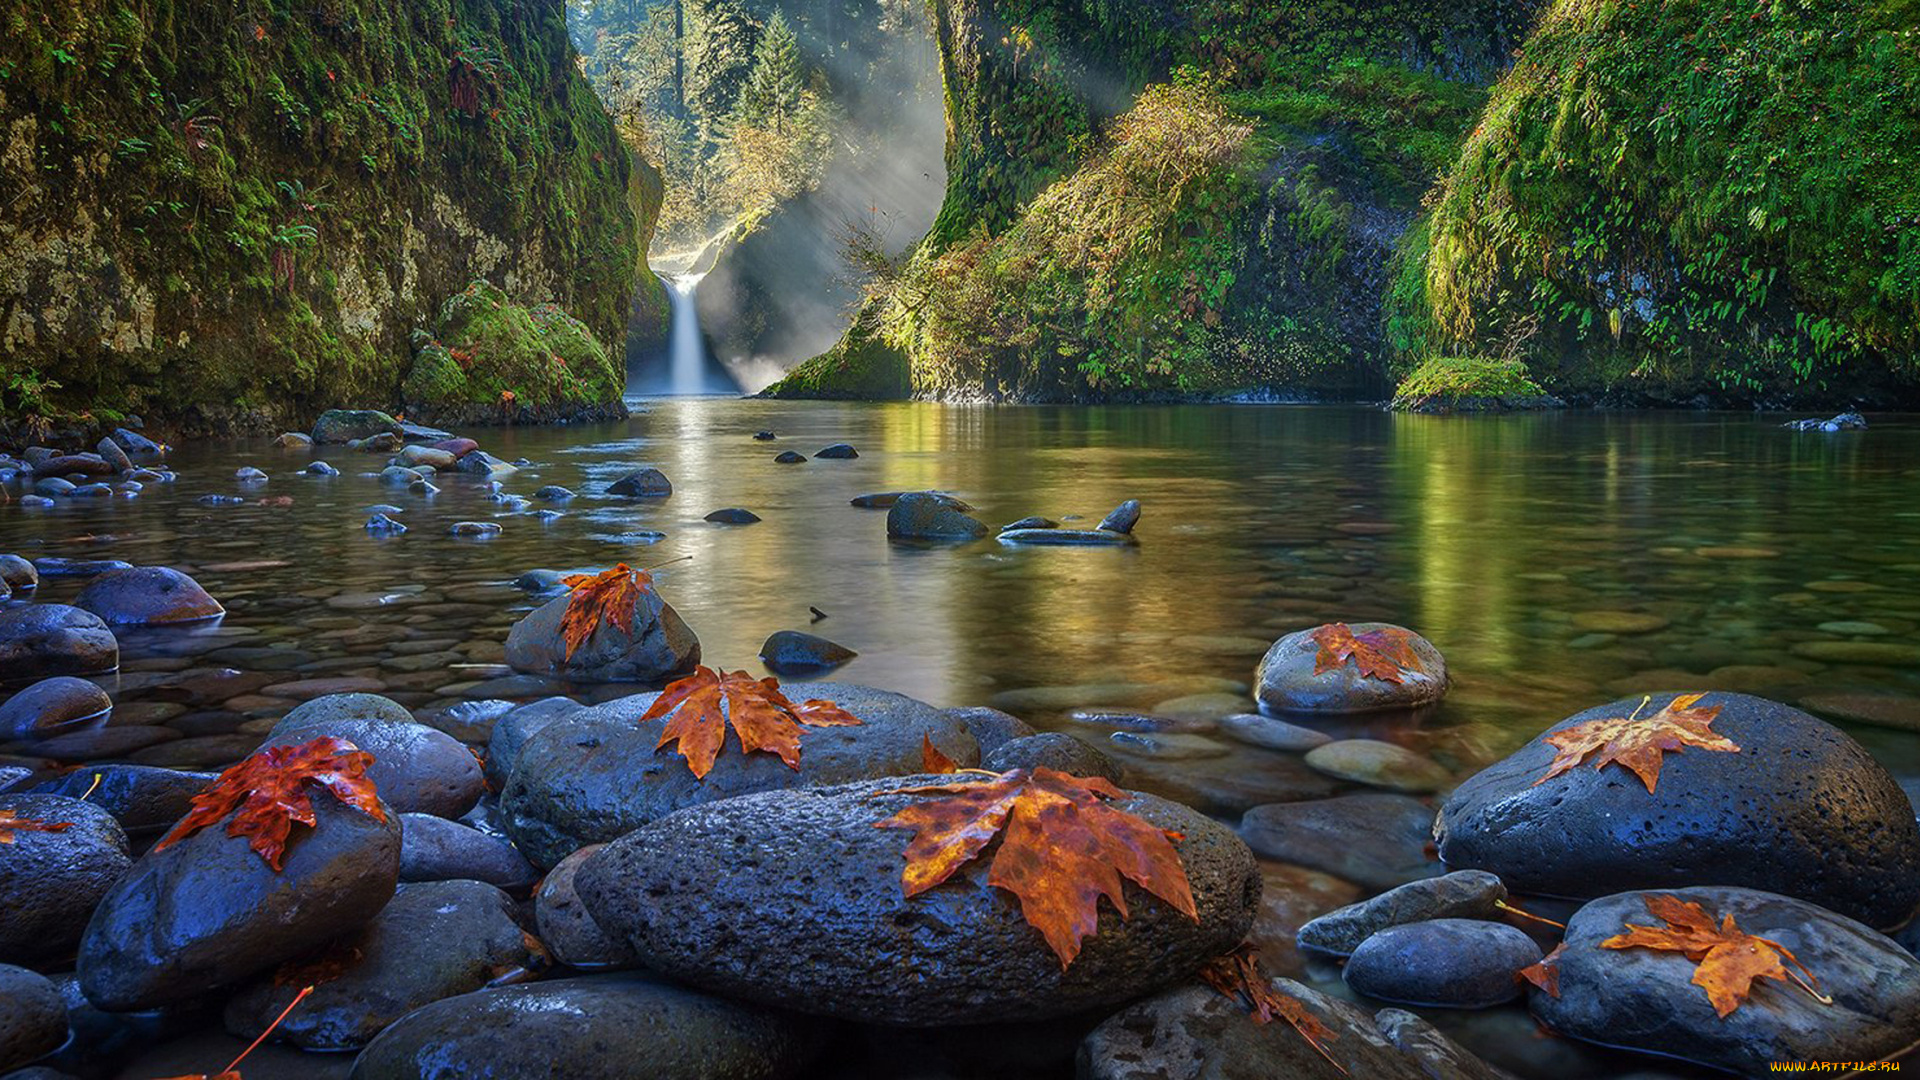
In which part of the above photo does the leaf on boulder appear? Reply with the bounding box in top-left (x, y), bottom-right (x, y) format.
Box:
top-left (154, 736), bottom-right (387, 872)
top-left (643, 666), bottom-right (863, 779)
top-left (1518, 942), bottom-right (1565, 998)
top-left (1310, 623), bottom-right (1423, 684)
top-left (873, 767), bottom-right (1197, 968)
top-left (558, 564), bottom-right (657, 660)
top-left (1201, 944), bottom-right (1345, 1072)
top-left (1600, 894), bottom-right (1830, 1018)
top-left (0, 809), bottom-right (73, 844)
top-left (1533, 693), bottom-right (1740, 793)
top-left (921, 734), bottom-right (960, 773)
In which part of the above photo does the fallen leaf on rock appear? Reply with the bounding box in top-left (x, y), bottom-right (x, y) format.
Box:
top-left (558, 564), bottom-right (656, 660)
top-left (0, 809), bottom-right (73, 843)
top-left (1601, 893), bottom-right (1829, 1017)
top-left (1518, 942), bottom-right (1565, 998)
top-left (644, 666), bottom-right (862, 779)
top-left (874, 767), bottom-right (1197, 968)
top-left (1201, 944), bottom-right (1345, 1072)
top-left (1310, 623), bottom-right (1422, 684)
top-left (921, 734), bottom-right (959, 773)
top-left (1533, 693), bottom-right (1740, 793)
top-left (155, 736), bottom-right (387, 871)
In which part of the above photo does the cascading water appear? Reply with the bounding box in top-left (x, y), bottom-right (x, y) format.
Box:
top-left (662, 270), bottom-right (716, 395)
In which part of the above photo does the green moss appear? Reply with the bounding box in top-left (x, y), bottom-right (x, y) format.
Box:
top-left (1391, 355), bottom-right (1551, 410)
top-left (762, 315), bottom-right (913, 400)
top-left (1417, 0), bottom-right (1920, 400)
top-left (406, 281), bottom-right (621, 408)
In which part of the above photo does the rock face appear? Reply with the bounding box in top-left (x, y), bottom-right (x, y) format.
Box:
top-left (758, 631), bottom-right (857, 675)
top-left (260, 720), bottom-right (484, 820)
top-left (608, 467), bottom-right (672, 497)
top-left (484, 697), bottom-right (586, 789)
top-left (1255, 623), bottom-right (1448, 713)
top-left (887, 492), bottom-right (989, 540)
top-left (397, 813), bottom-right (536, 890)
top-left (1435, 692), bottom-right (1920, 929)
top-left (1077, 979), bottom-right (1441, 1080)
top-left (504, 586), bottom-right (699, 684)
top-left (0, 676), bottom-right (113, 739)
top-left (348, 973), bottom-right (824, 1080)
top-left (576, 775), bottom-right (1259, 1026)
top-left (0, 795), bottom-right (131, 966)
top-left (77, 789), bottom-right (401, 1010)
top-left (500, 684), bottom-right (979, 868)
top-left (74, 566), bottom-right (224, 626)
top-left (1343, 919), bottom-right (1541, 1008)
top-left (0, 605), bottom-right (119, 681)
top-left (1534, 887), bottom-right (1920, 1075)
top-left (0, 965), bottom-right (67, 1074)
top-left (223, 880), bottom-right (544, 1051)
top-left (536, 844), bottom-right (638, 969)
top-left (1240, 793), bottom-right (1441, 890)
top-left (1298, 870), bottom-right (1507, 959)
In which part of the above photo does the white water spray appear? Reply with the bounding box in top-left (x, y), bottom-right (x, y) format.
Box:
top-left (661, 270), bottom-right (715, 395)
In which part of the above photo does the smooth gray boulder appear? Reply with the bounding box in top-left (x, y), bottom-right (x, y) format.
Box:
top-left (1255, 622), bottom-right (1448, 713)
top-left (504, 585), bottom-right (699, 685)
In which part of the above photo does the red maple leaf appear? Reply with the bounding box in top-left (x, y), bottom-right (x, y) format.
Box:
top-left (0, 809), bottom-right (73, 843)
top-left (1309, 623), bottom-right (1423, 683)
top-left (1201, 945), bottom-right (1345, 1072)
top-left (557, 564), bottom-right (656, 661)
top-left (643, 666), bottom-right (863, 779)
top-left (154, 737), bottom-right (387, 871)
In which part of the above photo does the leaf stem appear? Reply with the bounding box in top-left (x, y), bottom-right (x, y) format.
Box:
top-left (1496, 899), bottom-right (1568, 929)
top-left (223, 984), bottom-right (313, 1072)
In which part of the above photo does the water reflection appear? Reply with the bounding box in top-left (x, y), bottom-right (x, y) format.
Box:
top-left (1, 401), bottom-right (1915, 784)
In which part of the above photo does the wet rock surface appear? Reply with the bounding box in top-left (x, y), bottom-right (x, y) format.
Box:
top-left (260, 719), bottom-right (483, 819)
top-left (504, 584), bottom-right (700, 684)
top-left (1256, 622), bottom-right (1448, 713)
top-left (397, 812), bottom-right (536, 889)
top-left (758, 630), bottom-right (856, 675)
top-left (0, 677), bottom-right (112, 740)
top-left (1436, 692), bottom-right (1920, 928)
top-left (535, 843), bottom-right (638, 970)
top-left (1534, 887), bottom-right (1920, 1075)
top-left (0, 964), bottom-right (67, 1074)
top-left (500, 683), bottom-right (978, 868)
top-left (349, 973), bottom-right (825, 1080)
top-left (1344, 918), bottom-right (1542, 1008)
top-left (982, 732), bottom-right (1123, 782)
top-left (0, 606), bottom-right (119, 681)
top-left (576, 775), bottom-right (1258, 1025)
top-left (29, 765), bottom-right (216, 836)
top-left (0, 795), bottom-right (131, 966)
top-left (888, 492), bottom-right (989, 540)
top-left (1241, 793), bottom-right (1441, 890)
top-left (1298, 870), bottom-right (1508, 959)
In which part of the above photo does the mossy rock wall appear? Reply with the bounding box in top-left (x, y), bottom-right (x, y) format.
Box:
top-left (1405, 0), bottom-right (1920, 405)
top-left (0, 0), bottom-right (655, 430)
top-left (766, 0), bottom-right (1542, 401)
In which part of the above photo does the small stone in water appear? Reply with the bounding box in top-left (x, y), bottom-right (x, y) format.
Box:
top-left (705, 508), bottom-right (761, 524)
top-left (19, 495), bottom-right (54, 508)
top-left (197, 494), bottom-right (247, 506)
top-left (1000, 516), bottom-right (1057, 531)
top-left (303, 461), bottom-right (340, 476)
top-left (410, 479), bottom-right (441, 496)
top-left (533, 510), bottom-right (564, 523)
top-left (367, 504), bottom-right (405, 514)
top-left (775, 450), bottom-right (807, 463)
top-left (449, 522), bottom-right (503, 538)
top-left (365, 514), bottom-right (408, 535)
top-left (815, 443), bottom-right (859, 459)
top-left (535, 485), bottom-right (574, 501)
top-left (235, 467), bottom-right (267, 482)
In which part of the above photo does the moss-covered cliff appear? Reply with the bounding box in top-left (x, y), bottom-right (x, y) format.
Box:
top-left (768, 0), bottom-right (1542, 401)
top-left (1399, 0), bottom-right (1920, 405)
top-left (0, 0), bottom-right (661, 431)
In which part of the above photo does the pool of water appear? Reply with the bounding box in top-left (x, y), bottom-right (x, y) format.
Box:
top-left (5, 398), bottom-right (1919, 794)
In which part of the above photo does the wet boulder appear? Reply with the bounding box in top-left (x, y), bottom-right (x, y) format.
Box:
top-left (223, 879), bottom-right (545, 1051)
top-left (0, 964), bottom-right (67, 1074)
top-left (1435, 692), bottom-right (1920, 929)
top-left (983, 732), bottom-right (1123, 783)
top-left (398, 813), bottom-right (536, 890)
top-left (1240, 793), bottom-right (1441, 890)
top-left (276, 692), bottom-right (415, 732)
top-left (483, 697), bottom-right (586, 789)
top-left (348, 973), bottom-right (824, 1080)
top-left (0, 606), bottom-right (119, 681)
top-left (0, 795), bottom-right (131, 966)
top-left (77, 786), bottom-right (401, 1011)
top-left (30, 765), bottom-right (217, 836)
top-left (109, 427), bottom-right (162, 457)
top-left (312, 409), bottom-right (404, 444)
top-left (607, 467), bottom-right (671, 497)
top-left (705, 508), bottom-right (762, 524)
top-left (501, 684), bottom-right (979, 868)
top-left (0, 555), bottom-right (36, 591)
top-left (535, 844), bottom-right (638, 970)
top-left (1077, 978), bottom-right (1438, 1080)
top-left (814, 443), bottom-right (859, 459)
top-left (94, 437), bottom-right (132, 473)
top-left (504, 585), bottom-right (699, 685)
top-left (887, 492), bottom-right (988, 541)
top-left (1097, 499), bottom-right (1141, 533)
top-left (1255, 622), bottom-right (1448, 713)
top-left (457, 451), bottom-right (518, 477)
top-left (576, 775), bottom-right (1257, 1026)
top-left (260, 720), bottom-right (484, 819)
top-left (1533, 887), bottom-right (1920, 1075)
top-left (757, 630), bottom-right (856, 675)
top-left (1343, 919), bottom-right (1541, 1008)
top-left (945, 706), bottom-right (1036, 757)
top-left (33, 454), bottom-right (113, 478)
top-left (73, 567), bottom-right (224, 626)
top-left (0, 677), bottom-right (113, 740)
top-left (1298, 870), bottom-right (1507, 959)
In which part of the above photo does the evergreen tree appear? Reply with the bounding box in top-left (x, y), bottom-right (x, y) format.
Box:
top-left (736, 11), bottom-right (804, 135)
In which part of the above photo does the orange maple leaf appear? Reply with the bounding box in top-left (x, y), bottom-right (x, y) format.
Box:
top-left (154, 737), bottom-right (387, 871)
top-left (1533, 693), bottom-right (1740, 793)
top-left (557, 564), bottom-right (656, 661)
top-left (921, 734), bottom-right (960, 773)
top-left (643, 666), bottom-right (863, 779)
top-left (1518, 941), bottom-right (1565, 998)
top-left (0, 809), bottom-right (73, 843)
top-left (1201, 945), bottom-right (1345, 1072)
top-left (1309, 623), bottom-right (1422, 683)
top-left (873, 767), bottom-right (1198, 968)
top-left (1600, 894), bottom-right (1830, 1018)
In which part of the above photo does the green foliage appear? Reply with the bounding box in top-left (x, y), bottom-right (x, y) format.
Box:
top-left (1390, 355), bottom-right (1549, 409)
top-left (734, 11), bottom-right (802, 132)
top-left (1419, 0), bottom-right (1920, 397)
top-left (404, 281), bottom-right (624, 408)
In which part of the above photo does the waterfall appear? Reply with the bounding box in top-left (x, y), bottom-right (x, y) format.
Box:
top-left (662, 270), bottom-right (713, 394)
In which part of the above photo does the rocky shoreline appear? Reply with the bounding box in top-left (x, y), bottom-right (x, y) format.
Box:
top-left (0, 415), bottom-right (1916, 1079)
